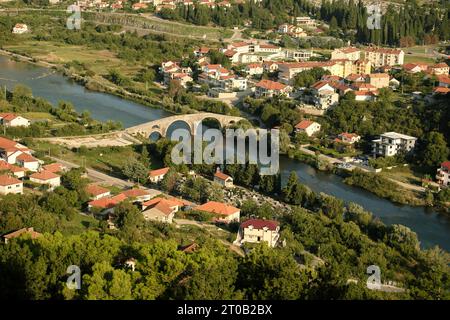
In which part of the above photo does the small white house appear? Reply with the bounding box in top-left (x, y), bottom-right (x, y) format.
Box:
top-left (148, 167), bottom-right (169, 183)
top-left (16, 153), bottom-right (40, 172)
top-left (213, 170), bottom-right (234, 188)
top-left (30, 170), bottom-right (61, 190)
top-left (294, 120), bottom-right (321, 137)
top-left (12, 23), bottom-right (28, 34)
top-left (0, 114), bottom-right (30, 127)
top-left (0, 174), bottom-right (23, 195)
top-left (236, 219), bottom-right (280, 248)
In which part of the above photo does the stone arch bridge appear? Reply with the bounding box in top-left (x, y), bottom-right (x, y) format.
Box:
top-left (125, 113), bottom-right (245, 138)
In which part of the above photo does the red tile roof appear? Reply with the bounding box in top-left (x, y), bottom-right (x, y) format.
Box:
top-left (149, 167), bottom-right (170, 177)
top-left (3, 227), bottom-right (41, 240)
top-left (0, 174), bottom-right (21, 186)
top-left (214, 171), bottom-right (232, 181)
top-left (42, 163), bottom-right (64, 173)
top-left (86, 184), bottom-right (110, 197)
top-left (16, 153), bottom-right (38, 162)
top-left (88, 193), bottom-right (127, 209)
top-left (195, 201), bottom-right (239, 216)
top-left (433, 87), bottom-right (450, 94)
top-left (0, 113), bottom-right (18, 121)
top-left (437, 75), bottom-right (450, 85)
top-left (0, 161), bottom-right (24, 173)
top-left (295, 120), bottom-right (315, 130)
top-left (122, 188), bottom-right (151, 198)
top-left (241, 219), bottom-right (279, 231)
top-left (30, 170), bottom-right (60, 181)
top-left (441, 161), bottom-right (450, 171)
top-left (255, 79), bottom-right (286, 91)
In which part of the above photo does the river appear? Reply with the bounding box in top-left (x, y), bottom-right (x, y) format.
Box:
top-left (1, 55), bottom-right (450, 251)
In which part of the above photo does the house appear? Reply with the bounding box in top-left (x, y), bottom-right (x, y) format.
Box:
top-left (195, 201), bottom-right (240, 223)
top-left (428, 63), bottom-right (449, 75)
top-left (148, 167), bottom-right (170, 183)
top-left (12, 23), bottom-right (28, 34)
top-left (331, 47), bottom-right (361, 61)
top-left (236, 219), bottom-right (280, 248)
top-left (86, 184), bottom-right (111, 200)
top-left (368, 73), bottom-right (390, 89)
top-left (295, 16), bottom-right (316, 26)
top-left (0, 161), bottom-right (25, 178)
top-left (433, 86), bottom-right (450, 96)
top-left (345, 73), bottom-right (367, 84)
top-left (337, 132), bottom-right (361, 144)
top-left (389, 77), bottom-right (400, 89)
top-left (2, 227), bottom-right (41, 244)
top-left (436, 161), bottom-right (450, 187)
top-left (354, 90), bottom-right (378, 102)
top-left (311, 89), bottom-right (339, 110)
top-left (437, 75), bottom-right (450, 88)
top-left (42, 163), bottom-right (66, 173)
top-left (372, 132), bottom-right (417, 157)
top-left (351, 83), bottom-right (378, 92)
top-left (194, 46), bottom-right (210, 57)
top-left (245, 63), bottom-right (264, 76)
top-left (88, 193), bottom-right (127, 215)
top-left (141, 197), bottom-right (185, 224)
top-left (363, 47), bottom-right (404, 67)
top-left (213, 169), bottom-right (234, 188)
top-left (29, 170), bottom-right (61, 190)
top-left (122, 188), bottom-right (153, 202)
top-left (16, 153), bottom-right (40, 172)
top-left (0, 113), bottom-right (30, 127)
top-left (0, 174), bottom-right (23, 195)
top-left (254, 79), bottom-right (290, 98)
top-left (0, 136), bottom-right (32, 165)
top-left (294, 120), bottom-right (321, 136)
top-left (262, 61), bottom-right (279, 73)
top-left (403, 63), bottom-right (428, 73)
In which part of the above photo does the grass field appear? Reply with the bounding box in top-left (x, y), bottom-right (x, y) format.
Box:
top-left (60, 213), bottom-right (99, 236)
top-left (380, 165), bottom-right (424, 186)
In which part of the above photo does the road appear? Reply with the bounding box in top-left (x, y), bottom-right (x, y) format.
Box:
top-left (50, 156), bottom-right (136, 188)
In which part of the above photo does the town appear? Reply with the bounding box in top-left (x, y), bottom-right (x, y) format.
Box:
top-left (0, 0), bottom-right (449, 303)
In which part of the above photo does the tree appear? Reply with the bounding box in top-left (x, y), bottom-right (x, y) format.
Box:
top-left (417, 131), bottom-right (449, 169)
top-left (122, 159), bottom-right (148, 184)
top-left (140, 145), bottom-right (151, 168)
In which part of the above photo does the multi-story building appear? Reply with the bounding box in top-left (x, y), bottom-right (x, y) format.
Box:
top-left (331, 47), bottom-right (361, 61)
top-left (372, 132), bottom-right (417, 157)
top-left (254, 79), bottom-right (291, 98)
top-left (363, 47), bottom-right (404, 67)
top-left (235, 219), bottom-right (280, 248)
top-left (436, 161), bottom-right (450, 187)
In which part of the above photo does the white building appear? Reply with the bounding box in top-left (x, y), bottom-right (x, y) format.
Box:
top-left (294, 120), bottom-right (321, 136)
top-left (148, 167), bottom-right (169, 183)
top-left (0, 114), bottom-right (30, 127)
top-left (0, 175), bottom-right (23, 195)
top-left (213, 170), bottom-right (234, 188)
top-left (436, 161), bottom-right (450, 187)
top-left (16, 153), bottom-right (40, 172)
top-left (12, 23), bottom-right (28, 34)
top-left (29, 170), bottom-right (61, 190)
top-left (372, 132), bottom-right (417, 157)
top-left (236, 219), bottom-right (280, 248)
top-left (363, 47), bottom-right (404, 67)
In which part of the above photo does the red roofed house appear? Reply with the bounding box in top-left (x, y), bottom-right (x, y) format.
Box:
top-left (213, 169), bottom-right (233, 188)
top-left (141, 197), bottom-right (186, 224)
top-left (235, 219), bottom-right (280, 248)
top-left (88, 193), bottom-right (127, 214)
top-left (0, 174), bottom-right (23, 195)
top-left (433, 87), bottom-right (450, 95)
top-left (254, 79), bottom-right (291, 98)
top-left (0, 136), bottom-right (32, 165)
top-left (30, 170), bottom-right (61, 190)
top-left (2, 227), bottom-right (41, 244)
top-left (437, 75), bottom-right (450, 88)
top-left (0, 160), bottom-right (25, 178)
top-left (354, 90), bottom-right (378, 102)
top-left (121, 188), bottom-right (153, 202)
top-left (436, 161), bottom-right (450, 187)
top-left (337, 132), bottom-right (361, 144)
top-left (294, 120), bottom-right (321, 137)
top-left (132, 3), bottom-right (148, 10)
top-left (195, 201), bottom-right (240, 223)
top-left (86, 184), bottom-right (111, 200)
top-left (368, 73), bottom-right (390, 89)
top-left (245, 63), bottom-right (264, 76)
top-left (12, 23), bottom-right (28, 34)
top-left (0, 113), bottom-right (30, 127)
top-left (149, 167), bottom-right (170, 183)
top-left (42, 163), bottom-right (67, 174)
top-left (428, 63), bottom-right (449, 76)
top-left (403, 63), bottom-right (428, 74)
top-left (16, 152), bottom-right (40, 172)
